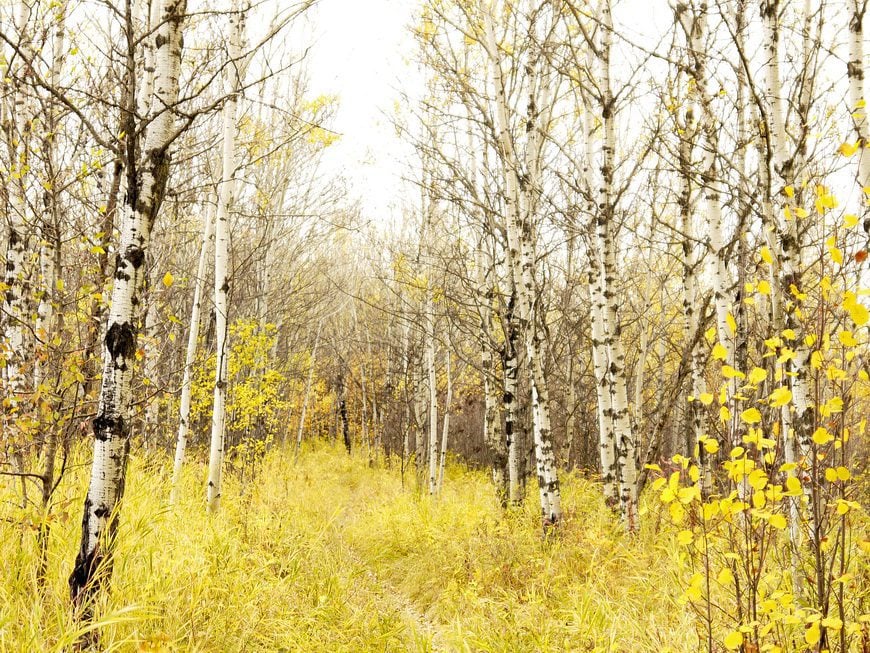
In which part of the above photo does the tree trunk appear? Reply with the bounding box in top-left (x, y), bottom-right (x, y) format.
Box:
top-left (207, 1), bottom-right (246, 513)
top-left (483, 2), bottom-right (561, 525)
top-left (437, 349), bottom-right (452, 493)
top-left (70, 0), bottom-right (187, 610)
top-left (170, 204), bottom-right (214, 505)
top-left (847, 0), bottom-right (869, 245)
top-left (338, 372), bottom-right (351, 455)
top-left (426, 287), bottom-right (438, 496)
top-left (295, 322), bottom-right (321, 459)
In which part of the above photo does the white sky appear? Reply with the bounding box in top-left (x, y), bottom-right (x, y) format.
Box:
top-left (302, 0), bottom-right (423, 226)
top-left (296, 0), bottom-right (673, 229)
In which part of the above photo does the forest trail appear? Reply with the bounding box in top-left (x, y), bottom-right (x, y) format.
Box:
top-left (328, 524), bottom-right (448, 652)
top-left (0, 444), bottom-right (725, 652)
top-left (324, 481), bottom-right (450, 652)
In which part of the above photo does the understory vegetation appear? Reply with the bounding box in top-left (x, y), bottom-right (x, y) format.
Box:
top-left (1, 444), bottom-right (866, 652)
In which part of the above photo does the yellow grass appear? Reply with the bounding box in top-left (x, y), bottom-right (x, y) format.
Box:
top-left (0, 443), bottom-right (863, 651)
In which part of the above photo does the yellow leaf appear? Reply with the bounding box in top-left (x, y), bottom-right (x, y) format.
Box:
top-left (55, 278), bottom-right (64, 292)
top-left (719, 405), bottom-right (731, 423)
top-left (838, 330), bottom-right (858, 347)
top-left (162, 271), bottom-right (174, 288)
top-left (829, 246), bottom-right (844, 265)
top-left (844, 213), bottom-right (859, 228)
top-left (748, 469), bottom-right (768, 490)
top-left (717, 567), bottom-right (735, 585)
top-left (677, 530), bottom-right (693, 545)
top-left (722, 365), bottom-right (745, 379)
top-left (724, 630), bottom-right (743, 650)
top-left (704, 439), bottom-right (719, 454)
top-left (769, 513), bottom-right (787, 529)
top-left (769, 386), bottom-right (792, 408)
top-left (785, 476), bottom-right (802, 496)
top-left (825, 468), bottom-right (839, 483)
top-left (836, 466), bottom-right (850, 481)
top-left (698, 393), bottom-right (714, 406)
top-left (752, 490), bottom-right (766, 509)
top-left (821, 616), bottom-right (843, 630)
top-left (805, 622), bottom-right (821, 646)
top-left (812, 427), bottom-right (833, 445)
top-left (726, 312), bottom-right (736, 335)
top-left (669, 501), bottom-right (686, 524)
top-left (741, 408), bottom-right (762, 424)
top-left (704, 327), bottom-right (716, 343)
top-left (784, 185), bottom-right (795, 198)
top-left (679, 486), bottom-right (700, 504)
top-left (757, 279), bottom-right (771, 295)
top-left (839, 141), bottom-right (860, 157)
top-left (846, 302), bottom-right (868, 327)
top-left (747, 367), bottom-right (767, 385)
top-left (760, 246), bottom-right (774, 265)
top-left (712, 343), bottom-right (728, 361)
top-left (794, 206), bottom-right (809, 218)
top-left (702, 501), bottom-right (719, 521)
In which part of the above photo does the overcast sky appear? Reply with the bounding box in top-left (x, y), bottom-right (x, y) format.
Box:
top-left (302, 0), bottom-right (422, 227)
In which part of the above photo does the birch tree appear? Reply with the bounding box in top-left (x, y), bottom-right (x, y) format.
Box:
top-left (481, 0), bottom-right (561, 526)
top-left (70, 0), bottom-right (188, 608)
top-left (170, 204), bottom-right (214, 504)
top-left (207, 0), bottom-right (248, 513)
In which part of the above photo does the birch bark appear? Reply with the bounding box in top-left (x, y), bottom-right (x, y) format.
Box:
top-left (591, 0), bottom-right (638, 528)
top-left (170, 205), bottom-right (214, 504)
top-left (295, 322), bottom-right (322, 459)
top-left (207, 1), bottom-right (247, 512)
top-left (2, 2), bottom-right (34, 493)
top-left (482, 1), bottom-right (561, 525)
top-left (847, 0), bottom-right (869, 237)
top-left (437, 349), bottom-right (452, 493)
top-left (70, 0), bottom-right (187, 607)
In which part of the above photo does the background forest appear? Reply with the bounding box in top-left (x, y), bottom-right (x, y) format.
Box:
top-left (0, 0), bottom-right (868, 651)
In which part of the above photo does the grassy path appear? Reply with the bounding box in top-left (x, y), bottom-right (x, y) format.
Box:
top-left (0, 443), bottom-right (697, 652)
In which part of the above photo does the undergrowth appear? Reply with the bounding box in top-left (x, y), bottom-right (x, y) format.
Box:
top-left (0, 442), bottom-right (863, 651)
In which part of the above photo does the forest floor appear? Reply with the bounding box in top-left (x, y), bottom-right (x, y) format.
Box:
top-left (0, 443), bottom-right (728, 651)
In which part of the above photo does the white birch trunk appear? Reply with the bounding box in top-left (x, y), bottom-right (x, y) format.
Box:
top-left (207, 1), bottom-right (246, 513)
top-left (483, 2), bottom-right (561, 525)
top-left (3, 1), bottom-right (34, 481)
top-left (502, 309), bottom-right (523, 505)
top-left (592, 0), bottom-right (638, 529)
top-left (583, 66), bottom-right (617, 506)
top-left (71, 0), bottom-right (187, 606)
top-left (761, 0), bottom-right (814, 464)
top-left (143, 298), bottom-right (160, 448)
top-left (848, 0), bottom-right (869, 240)
top-left (169, 205), bottom-right (213, 504)
top-left (137, 0), bottom-right (161, 119)
top-left (589, 265), bottom-right (617, 505)
top-left (34, 0), bottom-right (66, 399)
top-left (426, 286), bottom-right (438, 496)
top-left (437, 349), bottom-right (452, 493)
top-left (295, 322), bottom-right (321, 459)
